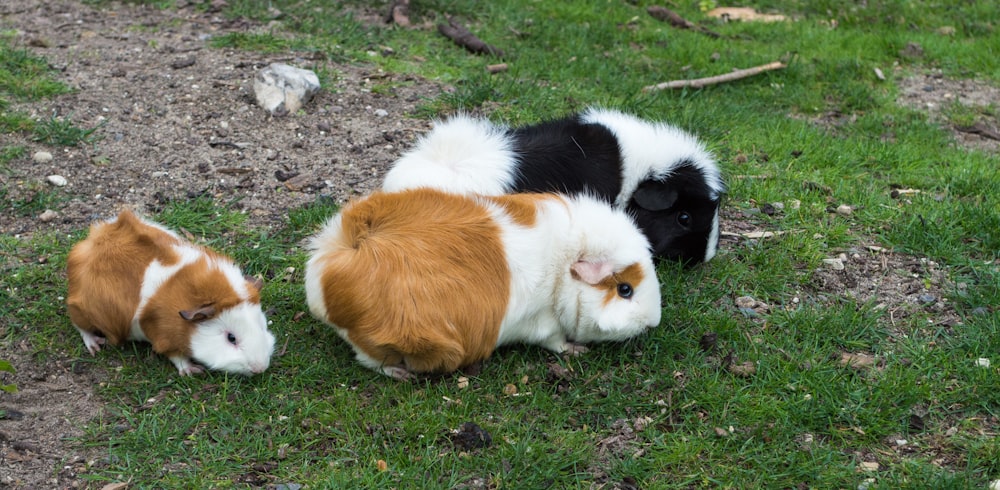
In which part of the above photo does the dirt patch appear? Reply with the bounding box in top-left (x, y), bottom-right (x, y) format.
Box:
top-left (896, 71), bottom-right (1000, 153)
top-left (1, 0), bottom-right (441, 238)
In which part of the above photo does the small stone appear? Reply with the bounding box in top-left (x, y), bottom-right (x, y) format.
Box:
top-left (859, 461), bottom-right (879, 472)
top-left (836, 204), bottom-right (853, 216)
top-left (38, 209), bottom-right (58, 222)
top-left (33, 151), bottom-right (54, 163)
top-left (503, 383), bottom-right (518, 396)
top-left (917, 294), bottom-right (936, 305)
top-left (735, 296), bottom-right (756, 308)
top-left (374, 109), bottom-right (389, 117)
top-left (788, 199), bottom-right (801, 210)
top-left (46, 175), bottom-right (68, 187)
top-left (738, 307), bottom-right (758, 318)
top-left (894, 439), bottom-right (907, 446)
top-left (457, 376), bottom-right (469, 389)
top-left (936, 26), bottom-right (956, 36)
top-left (822, 258), bottom-right (845, 270)
top-left (976, 358), bottom-right (991, 368)
top-left (761, 203), bottom-right (776, 215)
top-left (253, 63), bottom-right (321, 116)
top-left (714, 427), bottom-right (729, 437)
top-left (771, 202), bottom-right (785, 211)
top-left (858, 478), bottom-right (876, 490)
top-left (989, 479), bottom-right (1000, 490)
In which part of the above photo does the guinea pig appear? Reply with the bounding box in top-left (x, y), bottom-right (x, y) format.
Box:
top-left (380, 107), bottom-right (725, 264)
top-left (66, 210), bottom-right (276, 376)
top-left (303, 187), bottom-right (662, 380)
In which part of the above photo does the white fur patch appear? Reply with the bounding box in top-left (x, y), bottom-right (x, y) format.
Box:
top-left (580, 107), bottom-right (724, 206)
top-left (130, 243), bottom-right (202, 339)
top-left (190, 301), bottom-right (274, 375)
top-left (381, 114), bottom-right (518, 195)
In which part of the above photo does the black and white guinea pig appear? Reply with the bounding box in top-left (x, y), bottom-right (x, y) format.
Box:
top-left (380, 107), bottom-right (725, 264)
top-left (66, 210), bottom-right (276, 375)
top-left (303, 188), bottom-right (662, 380)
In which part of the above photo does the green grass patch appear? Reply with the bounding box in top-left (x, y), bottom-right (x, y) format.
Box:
top-left (3, 0), bottom-right (999, 487)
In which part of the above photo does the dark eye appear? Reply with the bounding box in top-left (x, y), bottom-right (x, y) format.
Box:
top-left (617, 283), bottom-right (634, 299)
top-left (677, 212), bottom-right (692, 227)
top-left (226, 332), bottom-right (237, 345)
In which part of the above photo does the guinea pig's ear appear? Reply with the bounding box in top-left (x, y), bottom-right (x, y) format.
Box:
top-left (632, 179), bottom-right (678, 211)
top-left (180, 305), bottom-right (216, 322)
top-left (245, 275), bottom-right (264, 291)
top-left (570, 259), bottom-right (614, 285)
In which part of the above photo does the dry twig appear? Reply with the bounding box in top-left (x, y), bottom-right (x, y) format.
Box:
top-left (438, 17), bottom-right (505, 57)
top-left (642, 61), bottom-right (786, 92)
top-left (647, 6), bottom-right (722, 38)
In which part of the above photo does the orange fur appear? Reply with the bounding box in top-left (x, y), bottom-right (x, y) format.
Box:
top-left (67, 210), bottom-right (182, 346)
top-left (311, 189), bottom-right (510, 374)
top-left (486, 193), bottom-right (555, 227)
top-left (597, 263), bottom-right (647, 306)
top-left (66, 210), bottom-right (254, 359)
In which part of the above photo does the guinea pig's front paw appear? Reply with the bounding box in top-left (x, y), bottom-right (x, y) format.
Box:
top-left (381, 365), bottom-right (415, 381)
top-left (170, 356), bottom-right (205, 376)
top-left (562, 342), bottom-right (590, 356)
top-left (76, 327), bottom-right (106, 355)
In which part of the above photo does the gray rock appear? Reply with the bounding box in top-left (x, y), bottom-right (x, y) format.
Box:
top-left (253, 63), bottom-right (321, 116)
top-left (33, 151), bottom-right (53, 163)
top-left (46, 174), bottom-right (68, 187)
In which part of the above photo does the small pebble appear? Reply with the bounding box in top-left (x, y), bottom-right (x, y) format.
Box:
top-left (46, 175), bottom-right (68, 187)
top-left (976, 358), bottom-right (991, 368)
top-left (822, 258), bottom-right (845, 270)
top-left (771, 202), bottom-right (785, 211)
top-left (735, 296), bottom-right (756, 309)
top-left (989, 479), bottom-right (1000, 490)
top-left (33, 151), bottom-right (53, 163)
top-left (917, 293), bottom-right (936, 304)
top-left (373, 109), bottom-right (389, 117)
top-left (738, 307), bottom-right (758, 318)
top-left (39, 209), bottom-right (58, 222)
top-left (836, 204), bottom-right (853, 216)
top-left (788, 199), bottom-right (801, 210)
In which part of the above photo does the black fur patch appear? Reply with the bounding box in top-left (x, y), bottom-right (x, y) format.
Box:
top-left (626, 162), bottom-right (719, 263)
top-left (509, 115), bottom-right (623, 198)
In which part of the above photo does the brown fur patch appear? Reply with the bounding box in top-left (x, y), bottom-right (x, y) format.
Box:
top-left (597, 263), bottom-right (647, 306)
top-left (139, 255), bottom-right (249, 358)
top-left (67, 210), bottom-right (182, 345)
top-left (311, 188), bottom-right (510, 374)
top-left (486, 193), bottom-right (560, 227)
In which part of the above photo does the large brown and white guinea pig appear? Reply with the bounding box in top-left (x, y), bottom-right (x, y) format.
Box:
top-left (66, 210), bottom-right (276, 376)
top-left (380, 107), bottom-right (725, 265)
top-left (303, 188), bottom-right (662, 379)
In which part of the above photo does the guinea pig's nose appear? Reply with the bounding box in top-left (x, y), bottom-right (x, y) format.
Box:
top-left (250, 363), bottom-right (267, 374)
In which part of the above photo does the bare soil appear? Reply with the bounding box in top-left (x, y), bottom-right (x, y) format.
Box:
top-left (0, 0), bottom-right (995, 487)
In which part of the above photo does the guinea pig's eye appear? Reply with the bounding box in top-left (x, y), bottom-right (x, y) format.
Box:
top-left (677, 212), bottom-right (692, 227)
top-left (226, 332), bottom-right (237, 345)
top-left (617, 283), bottom-right (634, 299)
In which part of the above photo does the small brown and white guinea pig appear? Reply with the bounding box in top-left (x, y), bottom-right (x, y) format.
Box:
top-left (66, 210), bottom-right (276, 376)
top-left (303, 187), bottom-right (662, 380)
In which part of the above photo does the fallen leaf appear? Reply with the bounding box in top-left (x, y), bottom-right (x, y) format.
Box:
top-left (728, 361), bottom-right (757, 377)
top-left (503, 383), bottom-right (518, 395)
top-left (101, 484), bottom-right (129, 490)
top-left (707, 7), bottom-right (787, 22)
top-left (376, 459), bottom-right (388, 472)
top-left (839, 352), bottom-right (876, 369)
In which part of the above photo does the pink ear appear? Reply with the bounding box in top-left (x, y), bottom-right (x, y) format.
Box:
top-left (571, 260), bottom-right (614, 285)
top-left (180, 305), bottom-right (216, 322)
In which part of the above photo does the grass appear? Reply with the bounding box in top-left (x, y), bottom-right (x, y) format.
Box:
top-left (2, 0), bottom-right (999, 488)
